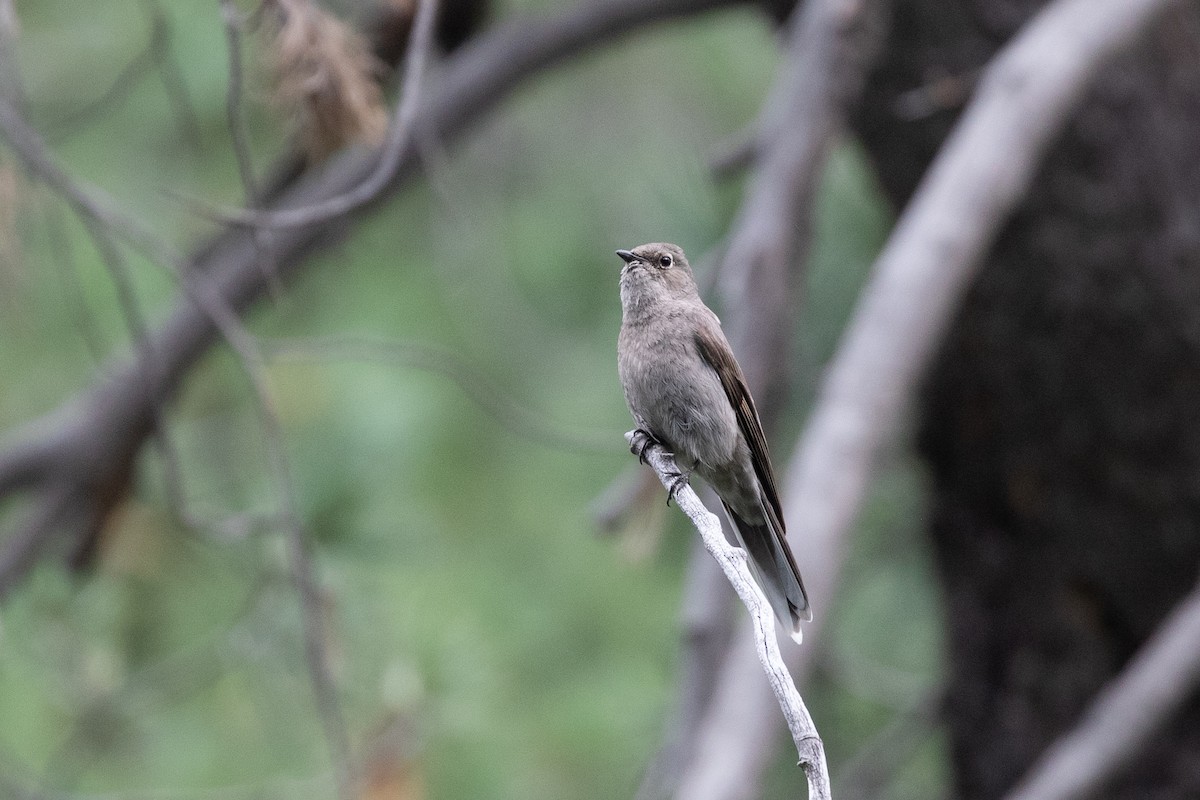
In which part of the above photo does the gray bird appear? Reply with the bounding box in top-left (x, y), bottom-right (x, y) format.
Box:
top-left (616, 242), bottom-right (811, 641)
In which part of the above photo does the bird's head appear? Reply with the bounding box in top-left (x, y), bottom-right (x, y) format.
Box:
top-left (616, 242), bottom-right (698, 311)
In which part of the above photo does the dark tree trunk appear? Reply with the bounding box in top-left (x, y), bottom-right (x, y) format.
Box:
top-left (851, 1), bottom-right (1200, 797)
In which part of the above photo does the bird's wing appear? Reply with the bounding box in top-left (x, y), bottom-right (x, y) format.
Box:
top-left (692, 325), bottom-right (785, 529)
top-left (694, 324), bottom-right (811, 625)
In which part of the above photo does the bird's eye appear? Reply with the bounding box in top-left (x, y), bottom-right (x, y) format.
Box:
top-left (658, 254), bottom-right (673, 268)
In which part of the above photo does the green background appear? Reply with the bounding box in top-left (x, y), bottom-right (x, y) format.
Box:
top-left (0, 0), bottom-right (944, 797)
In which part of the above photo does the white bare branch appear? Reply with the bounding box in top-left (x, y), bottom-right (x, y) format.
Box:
top-left (627, 433), bottom-right (832, 800)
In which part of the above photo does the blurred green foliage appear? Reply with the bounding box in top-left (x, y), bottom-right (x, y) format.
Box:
top-left (0, 0), bottom-right (945, 798)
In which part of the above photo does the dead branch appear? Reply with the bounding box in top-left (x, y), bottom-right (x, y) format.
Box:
top-left (718, 0), bottom-right (884, 415)
top-left (665, 0), bottom-right (886, 796)
top-left (1003, 580), bottom-right (1200, 800)
top-left (630, 433), bottom-right (831, 800)
top-left (786, 0), bottom-right (1182, 634)
top-left (185, 0), bottom-right (435, 228)
top-left (0, 0), bottom-right (745, 593)
top-left (678, 0), bottom-right (1183, 797)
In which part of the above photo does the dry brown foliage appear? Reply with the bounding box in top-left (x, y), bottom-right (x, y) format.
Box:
top-left (263, 0), bottom-right (389, 161)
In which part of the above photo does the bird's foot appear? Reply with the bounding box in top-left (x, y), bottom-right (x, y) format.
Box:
top-left (664, 470), bottom-right (691, 506)
top-left (628, 428), bottom-right (659, 464)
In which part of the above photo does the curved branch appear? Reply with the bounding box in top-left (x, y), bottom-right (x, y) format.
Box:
top-left (682, 1), bottom-right (1183, 797)
top-left (0, 0), bottom-right (745, 578)
top-left (188, 0), bottom-right (439, 229)
top-left (717, 0), bottom-right (884, 410)
top-left (1003, 580), bottom-right (1200, 800)
top-left (785, 0), bottom-right (1182, 625)
top-left (628, 433), bottom-right (831, 800)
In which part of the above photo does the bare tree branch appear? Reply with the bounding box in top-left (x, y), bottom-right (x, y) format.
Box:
top-left (0, 0), bottom-right (747, 581)
top-left (629, 433), bottom-right (831, 800)
top-left (1002, 580), bottom-right (1200, 800)
top-left (183, 0), bottom-right (439, 229)
top-left (786, 0), bottom-right (1182, 641)
top-left (666, 0), bottom-right (886, 796)
top-left (718, 0), bottom-right (884, 415)
top-left (47, 2), bottom-right (200, 148)
top-left (677, 0), bottom-right (1183, 797)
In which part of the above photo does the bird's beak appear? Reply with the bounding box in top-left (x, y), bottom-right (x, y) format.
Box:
top-left (616, 249), bottom-right (637, 264)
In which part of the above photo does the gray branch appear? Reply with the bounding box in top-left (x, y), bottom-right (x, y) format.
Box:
top-left (1003, 580), bottom-right (1200, 800)
top-left (0, 0), bottom-right (744, 591)
top-left (667, 0), bottom-right (885, 795)
top-left (672, 0), bottom-right (1183, 797)
top-left (786, 0), bottom-right (1183, 630)
top-left (628, 433), bottom-right (831, 800)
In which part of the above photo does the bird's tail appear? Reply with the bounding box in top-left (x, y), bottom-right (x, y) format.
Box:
top-left (721, 502), bottom-right (811, 642)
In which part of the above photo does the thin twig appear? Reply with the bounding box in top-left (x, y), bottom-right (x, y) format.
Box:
top-left (219, 0), bottom-right (284, 299)
top-left (220, 0), bottom-right (261, 202)
top-left (629, 433), bottom-right (831, 800)
top-left (1003, 580), bottom-right (1200, 800)
top-left (0, 0), bottom-right (745, 594)
top-left (45, 2), bottom-right (198, 146)
top-left (39, 198), bottom-right (107, 362)
top-left (0, 93), bottom-right (182, 269)
top-left (834, 690), bottom-right (941, 800)
top-left (181, 0), bottom-right (440, 229)
top-left (265, 335), bottom-right (613, 452)
top-left (0, 36), bottom-right (353, 795)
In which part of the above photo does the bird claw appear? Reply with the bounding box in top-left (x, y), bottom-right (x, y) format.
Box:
top-left (664, 470), bottom-right (691, 506)
top-left (628, 429), bottom-right (689, 503)
top-left (629, 428), bottom-right (658, 464)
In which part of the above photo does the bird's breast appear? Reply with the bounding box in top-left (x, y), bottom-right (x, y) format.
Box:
top-left (618, 320), bottom-right (738, 471)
